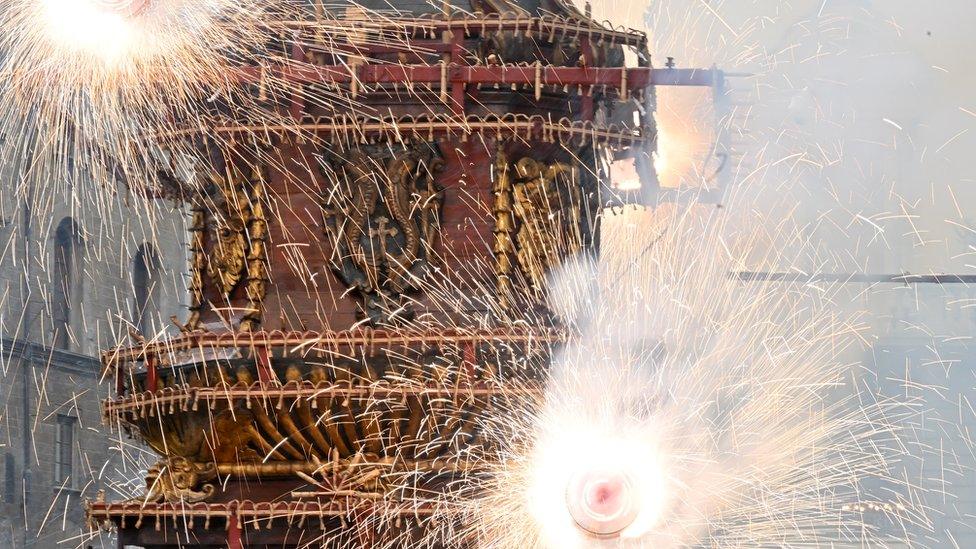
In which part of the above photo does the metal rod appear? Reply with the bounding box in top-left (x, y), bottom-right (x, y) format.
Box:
top-left (222, 64), bottom-right (716, 92)
top-left (732, 272), bottom-right (976, 284)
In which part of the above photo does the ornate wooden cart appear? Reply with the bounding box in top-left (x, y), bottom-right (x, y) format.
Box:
top-left (87, 1), bottom-right (721, 546)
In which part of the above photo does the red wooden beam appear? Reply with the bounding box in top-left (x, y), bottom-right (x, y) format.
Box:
top-left (462, 342), bottom-right (476, 379)
top-left (289, 42), bottom-right (306, 120)
top-left (353, 505), bottom-right (377, 547)
top-left (449, 28), bottom-right (466, 115)
top-left (255, 346), bottom-right (274, 384)
top-left (579, 36), bottom-right (594, 121)
top-left (228, 64), bottom-right (719, 95)
top-left (227, 509), bottom-right (243, 549)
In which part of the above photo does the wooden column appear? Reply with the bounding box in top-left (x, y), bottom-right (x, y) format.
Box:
top-left (115, 363), bottom-right (126, 397)
top-left (145, 354), bottom-right (158, 393)
top-left (290, 42), bottom-right (306, 120)
top-left (450, 26), bottom-right (466, 115)
top-left (256, 345), bottom-right (274, 384)
top-left (462, 340), bottom-right (476, 379)
top-left (579, 36), bottom-right (594, 121)
top-left (227, 512), bottom-right (243, 549)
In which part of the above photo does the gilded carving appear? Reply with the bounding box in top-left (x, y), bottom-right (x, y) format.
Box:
top-left (140, 457), bottom-right (217, 503)
top-left (493, 149), bottom-right (516, 309)
top-left (319, 144), bottom-right (443, 323)
top-left (192, 159), bottom-right (269, 331)
top-left (298, 453), bottom-right (390, 498)
top-left (494, 154), bottom-right (582, 304)
top-left (184, 206), bottom-right (206, 331)
top-left (241, 168), bottom-right (269, 332)
top-left (207, 164), bottom-right (253, 294)
top-left (209, 409), bottom-right (266, 462)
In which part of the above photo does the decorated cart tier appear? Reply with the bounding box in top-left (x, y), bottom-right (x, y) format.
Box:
top-left (104, 329), bottom-right (557, 471)
top-left (90, 328), bottom-right (556, 545)
top-left (88, 1), bottom-right (721, 546)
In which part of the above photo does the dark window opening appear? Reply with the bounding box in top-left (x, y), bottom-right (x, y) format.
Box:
top-left (54, 415), bottom-right (76, 487)
top-left (132, 243), bottom-right (161, 336)
top-left (52, 218), bottom-right (80, 350)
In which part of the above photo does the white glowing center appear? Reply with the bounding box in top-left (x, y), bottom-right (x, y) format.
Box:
top-left (566, 469), bottom-right (639, 537)
top-left (39, 0), bottom-right (148, 62)
top-left (92, 0), bottom-right (149, 17)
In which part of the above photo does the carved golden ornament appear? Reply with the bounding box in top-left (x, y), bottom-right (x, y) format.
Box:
top-left (512, 157), bottom-right (577, 294)
top-left (209, 409), bottom-right (265, 462)
top-left (206, 165), bottom-right (254, 295)
top-left (210, 229), bottom-right (247, 294)
top-left (493, 149), bottom-right (516, 309)
top-left (192, 158), bottom-right (269, 331)
top-left (241, 166), bottom-right (268, 332)
top-left (294, 453), bottom-right (391, 500)
top-left (493, 155), bottom-right (581, 304)
top-left (184, 206), bottom-right (206, 331)
top-left (140, 457), bottom-right (217, 504)
top-left (320, 144), bottom-right (443, 322)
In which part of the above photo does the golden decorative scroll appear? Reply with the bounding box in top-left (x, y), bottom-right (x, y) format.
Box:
top-left (492, 149), bottom-right (516, 309)
top-left (184, 206), bottom-right (206, 331)
top-left (189, 159), bottom-right (269, 331)
top-left (240, 166), bottom-right (268, 332)
top-left (207, 165), bottom-right (252, 294)
top-left (493, 153), bottom-right (581, 306)
top-left (140, 457), bottom-right (217, 504)
top-left (512, 157), bottom-right (577, 293)
top-left (320, 144), bottom-right (443, 322)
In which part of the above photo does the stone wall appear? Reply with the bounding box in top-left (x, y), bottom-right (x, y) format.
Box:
top-left (0, 146), bottom-right (187, 548)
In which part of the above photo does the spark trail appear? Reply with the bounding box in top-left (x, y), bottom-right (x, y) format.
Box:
top-left (0, 0), bottom-right (273, 191)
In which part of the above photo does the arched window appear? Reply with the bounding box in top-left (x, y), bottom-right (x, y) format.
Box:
top-left (132, 243), bottom-right (161, 336)
top-left (54, 415), bottom-right (76, 487)
top-left (52, 218), bottom-right (81, 350)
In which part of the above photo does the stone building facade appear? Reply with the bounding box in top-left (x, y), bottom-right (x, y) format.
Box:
top-left (0, 144), bottom-right (186, 547)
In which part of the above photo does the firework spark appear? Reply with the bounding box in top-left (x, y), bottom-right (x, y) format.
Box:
top-left (459, 206), bottom-right (911, 548)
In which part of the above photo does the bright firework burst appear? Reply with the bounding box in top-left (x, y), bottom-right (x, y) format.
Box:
top-left (0, 0), bottom-right (316, 216)
top-left (457, 205), bottom-right (912, 547)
